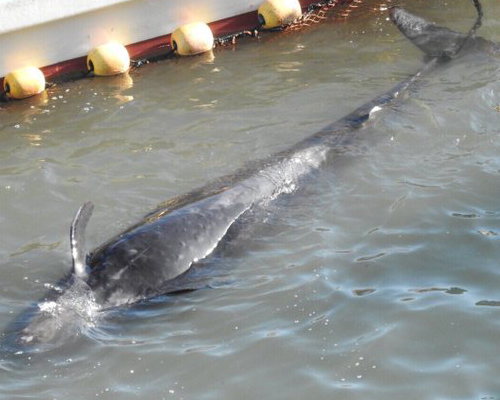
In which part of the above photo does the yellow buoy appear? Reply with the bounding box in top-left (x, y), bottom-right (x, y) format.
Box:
top-left (258, 0), bottom-right (302, 29)
top-left (87, 43), bottom-right (130, 76)
top-left (171, 22), bottom-right (214, 56)
top-left (4, 66), bottom-right (45, 100)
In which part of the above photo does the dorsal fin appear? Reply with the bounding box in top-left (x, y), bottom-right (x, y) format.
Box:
top-left (389, 7), bottom-right (468, 59)
top-left (70, 202), bottom-right (94, 280)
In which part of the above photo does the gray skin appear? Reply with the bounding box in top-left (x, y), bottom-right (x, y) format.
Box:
top-left (84, 78), bottom-right (417, 307)
top-left (4, 3), bottom-right (495, 350)
top-left (389, 6), bottom-right (498, 58)
top-left (85, 5), bottom-right (498, 308)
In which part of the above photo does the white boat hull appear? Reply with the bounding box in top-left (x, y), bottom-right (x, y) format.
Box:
top-left (0, 0), bottom-right (260, 78)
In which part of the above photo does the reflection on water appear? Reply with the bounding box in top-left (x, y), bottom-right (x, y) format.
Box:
top-left (98, 72), bottom-right (135, 104)
top-left (1, 0), bottom-right (500, 398)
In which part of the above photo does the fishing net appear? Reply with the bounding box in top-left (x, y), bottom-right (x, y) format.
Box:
top-left (214, 0), bottom-right (394, 46)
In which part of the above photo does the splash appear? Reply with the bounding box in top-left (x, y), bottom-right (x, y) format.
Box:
top-left (18, 280), bottom-right (100, 349)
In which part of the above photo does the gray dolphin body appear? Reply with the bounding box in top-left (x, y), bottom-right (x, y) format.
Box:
top-left (86, 4), bottom-right (498, 308)
top-left (5, 3), bottom-right (495, 350)
top-left (84, 82), bottom-right (412, 307)
top-left (83, 77), bottom-right (423, 307)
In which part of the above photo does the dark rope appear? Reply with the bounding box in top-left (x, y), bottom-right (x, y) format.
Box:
top-left (454, 0), bottom-right (483, 56)
top-left (468, 0), bottom-right (483, 36)
top-left (214, 30), bottom-right (258, 47)
top-left (130, 48), bottom-right (176, 68)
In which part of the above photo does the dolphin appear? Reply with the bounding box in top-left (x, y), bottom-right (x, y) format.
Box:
top-left (2, 0), bottom-right (491, 352)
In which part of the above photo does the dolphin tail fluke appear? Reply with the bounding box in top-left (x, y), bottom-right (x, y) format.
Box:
top-left (70, 201), bottom-right (94, 280)
top-left (389, 7), bottom-right (467, 58)
top-left (389, 0), bottom-right (483, 59)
